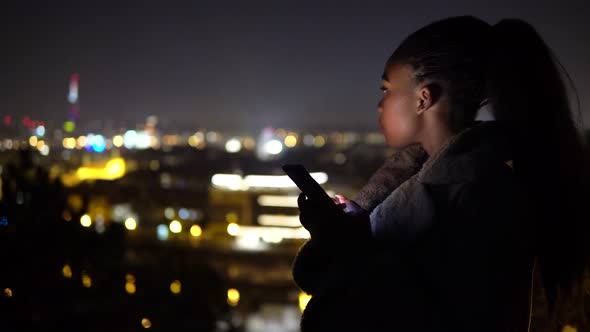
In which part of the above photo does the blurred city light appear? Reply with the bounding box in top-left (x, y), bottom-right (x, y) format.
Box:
top-left (68, 73), bottom-right (79, 103)
top-left (123, 130), bottom-right (138, 149)
top-left (188, 132), bottom-right (205, 149)
top-left (206, 131), bottom-right (219, 143)
top-left (63, 121), bottom-right (75, 133)
top-left (562, 325), bottom-right (578, 332)
top-left (28, 136), bottom-right (38, 147)
top-left (263, 139), bottom-right (283, 155)
top-left (157, 224), bottom-right (169, 241)
top-left (135, 131), bottom-right (151, 149)
top-left (170, 280), bottom-right (181, 294)
top-left (245, 173), bottom-right (328, 189)
top-left (297, 227), bottom-right (311, 239)
top-left (261, 233), bottom-right (282, 244)
top-left (91, 135), bottom-right (106, 153)
top-left (299, 292), bottom-right (311, 312)
top-left (284, 135), bottom-right (297, 148)
top-left (95, 214), bottom-right (106, 234)
top-left (62, 264), bottom-right (73, 279)
top-left (211, 174), bottom-right (243, 191)
top-left (112, 135), bottom-right (124, 148)
top-left (149, 160), bottom-right (160, 171)
top-left (235, 232), bottom-right (262, 250)
top-left (257, 214), bottom-right (301, 227)
top-left (76, 136), bottom-right (86, 149)
top-left (212, 172), bottom-right (328, 191)
top-left (178, 208), bottom-right (189, 220)
top-left (227, 223), bottom-right (240, 236)
top-left (124, 217), bottom-right (137, 231)
top-left (164, 207), bottom-right (175, 219)
top-left (4, 288), bottom-right (13, 298)
top-left (257, 195), bottom-right (298, 208)
top-left (225, 138), bottom-right (242, 153)
top-left (35, 125), bottom-right (45, 137)
top-left (63, 137), bottom-right (76, 149)
top-left (188, 209), bottom-right (201, 221)
top-left (125, 274), bottom-right (137, 295)
top-left (141, 318), bottom-right (152, 329)
top-left (227, 288), bottom-right (240, 306)
top-left (73, 158), bottom-right (126, 183)
top-left (111, 204), bottom-right (133, 222)
top-left (169, 220), bottom-right (182, 233)
top-left (39, 145), bottom-right (50, 156)
top-left (81, 272), bottom-right (92, 288)
top-left (125, 282), bottom-right (136, 295)
top-left (225, 212), bottom-right (238, 223)
top-left (313, 135), bottom-right (326, 148)
top-left (190, 224), bottom-right (202, 237)
top-left (80, 214), bottom-right (92, 227)
top-left (62, 210), bottom-right (72, 222)
top-left (333, 152), bottom-right (347, 165)
top-left (242, 136), bottom-right (256, 150)
top-left (236, 225), bottom-right (310, 241)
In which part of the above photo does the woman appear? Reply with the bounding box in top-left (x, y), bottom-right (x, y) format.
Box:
top-left (292, 16), bottom-right (589, 331)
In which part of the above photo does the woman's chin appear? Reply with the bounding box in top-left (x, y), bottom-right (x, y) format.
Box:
top-left (384, 136), bottom-right (400, 148)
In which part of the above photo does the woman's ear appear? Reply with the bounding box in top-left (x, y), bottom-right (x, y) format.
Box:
top-left (416, 83), bottom-right (442, 114)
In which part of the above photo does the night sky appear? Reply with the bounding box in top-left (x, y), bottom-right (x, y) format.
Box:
top-left (3, 0), bottom-right (590, 132)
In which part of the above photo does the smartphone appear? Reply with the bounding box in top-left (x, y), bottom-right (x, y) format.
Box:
top-left (281, 164), bottom-right (334, 206)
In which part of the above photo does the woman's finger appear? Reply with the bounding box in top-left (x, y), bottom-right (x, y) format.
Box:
top-left (297, 192), bottom-right (308, 209)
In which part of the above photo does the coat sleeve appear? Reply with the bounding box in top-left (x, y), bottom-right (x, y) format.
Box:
top-left (369, 177), bottom-right (436, 247)
top-left (292, 237), bottom-right (393, 296)
top-left (292, 144), bottom-right (427, 296)
top-left (292, 179), bottom-right (430, 295)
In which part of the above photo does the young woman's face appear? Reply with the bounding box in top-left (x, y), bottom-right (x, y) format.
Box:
top-left (378, 64), bottom-right (421, 148)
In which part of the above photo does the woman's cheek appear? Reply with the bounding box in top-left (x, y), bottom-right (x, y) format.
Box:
top-left (390, 112), bottom-right (416, 147)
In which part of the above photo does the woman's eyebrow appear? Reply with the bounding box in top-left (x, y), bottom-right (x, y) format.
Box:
top-left (381, 73), bottom-right (388, 81)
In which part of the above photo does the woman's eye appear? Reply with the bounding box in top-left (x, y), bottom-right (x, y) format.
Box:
top-left (380, 86), bottom-right (388, 93)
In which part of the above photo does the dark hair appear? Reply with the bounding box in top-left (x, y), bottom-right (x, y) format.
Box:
top-left (387, 16), bottom-right (589, 326)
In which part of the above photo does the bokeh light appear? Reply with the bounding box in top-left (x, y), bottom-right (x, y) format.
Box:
top-left (170, 280), bottom-right (181, 294)
top-left (169, 220), bottom-right (182, 233)
top-left (225, 138), bottom-right (242, 153)
top-left (81, 272), bottom-right (92, 288)
top-left (157, 224), bottom-right (169, 241)
top-left (112, 135), bottom-right (124, 148)
top-left (190, 224), bottom-right (202, 237)
top-left (227, 223), bottom-right (240, 236)
top-left (299, 292), bottom-right (312, 312)
top-left (141, 318), bottom-right (152, 329)
top-left (62, 264), bottom-right (72, 279)
top-left (124, 217), bottom-right (137, 230)
top-left (227, 288), bottom-right (240, 306)
top-left (284, 135), bottom-right (297, 148)
top-left (80, 214), bottom-right (92, 227)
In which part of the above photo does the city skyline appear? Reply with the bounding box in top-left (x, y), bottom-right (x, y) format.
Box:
top-left (3, 0), bottom-right (590, 132)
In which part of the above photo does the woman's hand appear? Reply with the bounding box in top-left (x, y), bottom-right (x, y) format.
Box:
top-left (298, 193), bottom-right (371, 242)
top-left (333, 195), bottom-right (365, 216)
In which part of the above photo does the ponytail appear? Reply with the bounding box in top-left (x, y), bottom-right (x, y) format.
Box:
top-left (487, 19), bottom-right (589, 324)
top-left (387, 16), bottom-right (589, 326)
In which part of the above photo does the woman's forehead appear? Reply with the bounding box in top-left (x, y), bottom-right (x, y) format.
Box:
top-left (383, 64), bottom-right (413, 84)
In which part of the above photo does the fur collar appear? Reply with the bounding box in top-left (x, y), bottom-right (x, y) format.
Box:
top-left (417, 121), bottom-right (514, 185)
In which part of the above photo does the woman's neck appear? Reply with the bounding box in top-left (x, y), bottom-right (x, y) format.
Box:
top-left (420, 121), bottom-right (457, 158)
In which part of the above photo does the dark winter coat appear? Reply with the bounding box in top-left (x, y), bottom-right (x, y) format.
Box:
top-left (292, 120), bottom-right (537, 331)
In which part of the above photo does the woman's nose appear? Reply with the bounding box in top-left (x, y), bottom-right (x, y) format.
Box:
top-left (377, 99), bottom-right (383, 112)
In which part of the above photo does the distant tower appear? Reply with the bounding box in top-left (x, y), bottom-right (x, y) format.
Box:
top-left (63, 73), bottom-right (80, 133)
